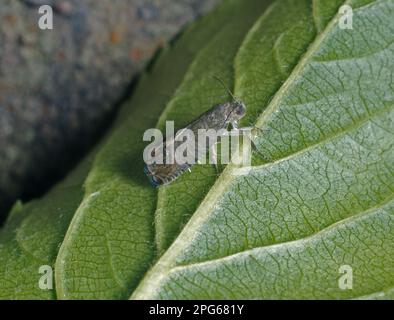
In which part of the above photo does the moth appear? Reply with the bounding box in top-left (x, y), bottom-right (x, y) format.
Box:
top-left (144, 77), bottom-right (247, 187)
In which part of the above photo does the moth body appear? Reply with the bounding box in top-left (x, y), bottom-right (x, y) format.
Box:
top-left (144, 99), bottom-right (246, 187)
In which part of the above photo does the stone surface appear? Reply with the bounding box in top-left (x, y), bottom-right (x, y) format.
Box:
top-left (0, 0), bottom-right (220, 218)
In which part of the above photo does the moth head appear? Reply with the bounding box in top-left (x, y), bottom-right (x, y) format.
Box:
top-left (231, 100), bottom-right (246, 120)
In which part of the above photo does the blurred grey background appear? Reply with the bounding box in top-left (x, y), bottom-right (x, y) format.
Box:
top-left (0, 0), bottom-right (220, 220)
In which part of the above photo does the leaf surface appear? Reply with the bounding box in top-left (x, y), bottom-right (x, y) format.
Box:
top-left (0, 0), bottom-right (393, 300)
top-left (132, 0), bottom-right (394, 299)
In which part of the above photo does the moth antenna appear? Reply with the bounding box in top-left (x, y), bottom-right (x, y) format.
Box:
top-left (211, 75), bottom-right (237, 101)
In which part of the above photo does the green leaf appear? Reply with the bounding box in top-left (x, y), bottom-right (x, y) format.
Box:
top-left (1, 0), bottom-right (393, 300)
top-left (0, 156), bottom-right (92, 299)
top-left (54, 0), bottom-right (275, 300)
